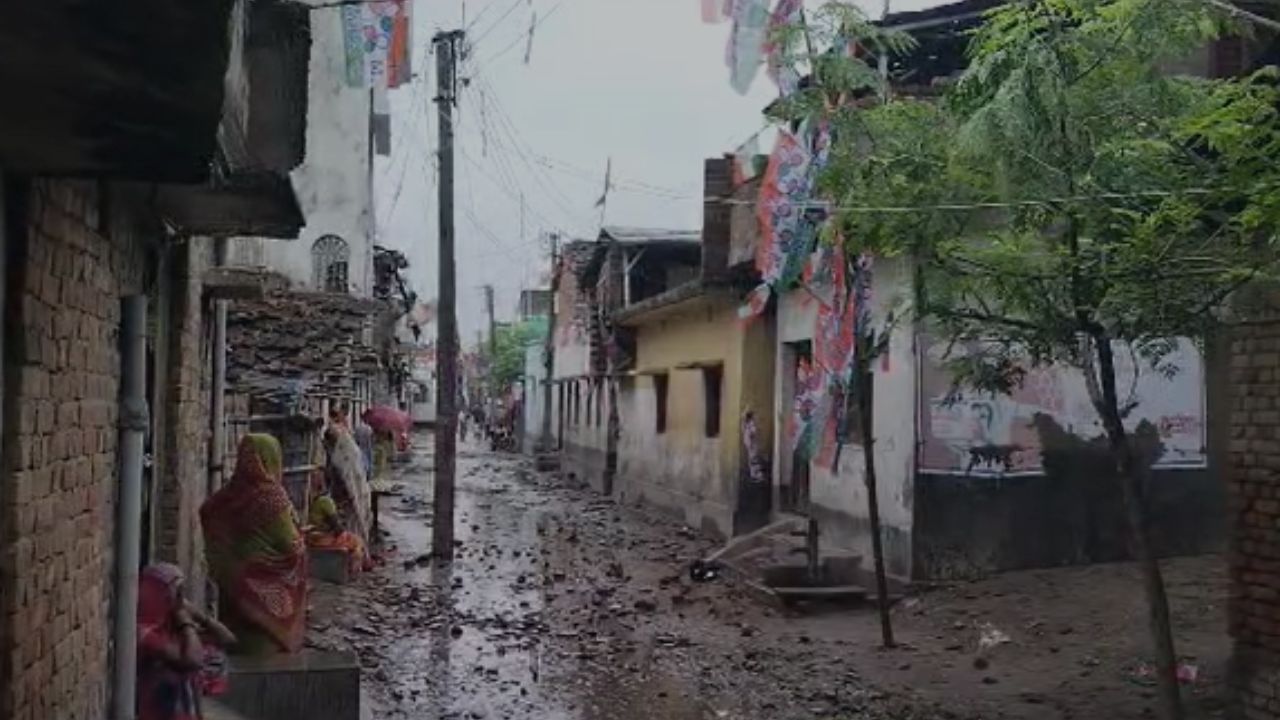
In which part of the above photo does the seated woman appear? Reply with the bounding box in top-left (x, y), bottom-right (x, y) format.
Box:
top-left (323, 425), bottom-right (374, 548)
top-left (306, 473), bottom-right (369, 574)
top-left (137, 563), bottom-right (236, 720)
top-left (200, 434), bottom-right (308, 655)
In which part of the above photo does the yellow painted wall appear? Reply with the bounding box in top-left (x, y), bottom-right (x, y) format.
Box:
top-left (619, 293), bottom-right (775, 535)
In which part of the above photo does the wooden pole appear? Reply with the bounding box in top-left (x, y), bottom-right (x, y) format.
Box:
top-left (432, 29), bottom-right (463, 562)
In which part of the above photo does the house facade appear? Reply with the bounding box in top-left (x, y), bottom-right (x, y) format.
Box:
top-left (616, 286), bottom-right (775, 537)
top-left (231, 0), bottom-right (378, 297)
top-left (730, 0), bottom-right (1228, 583)
top-left (0, 2), bottom-right (310, 718)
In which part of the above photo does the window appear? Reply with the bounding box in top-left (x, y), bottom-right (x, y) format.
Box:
top-left (312, 234), bottom-right (350, 292)
top-left (585, 384), bottom-right (594, 427)
top-left (572, 382), bottom-right (580, 425)
top-left (702, 366), bottom-right (723, 438)
top-left (653, 373), bottom-right (669, 434)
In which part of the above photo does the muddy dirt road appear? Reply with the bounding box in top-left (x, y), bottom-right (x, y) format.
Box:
top-left (308, 436), bottom-right (1228, 720)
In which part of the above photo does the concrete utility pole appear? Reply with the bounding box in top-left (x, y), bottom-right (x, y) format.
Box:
top-left (432, 29), bottom-right (463, 562)
top-left (484, 283), bottom-right (496, 356)
top-left (539, 232), bottom-right (559, 452)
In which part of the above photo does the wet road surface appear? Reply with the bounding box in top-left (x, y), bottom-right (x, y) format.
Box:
top-left (307, 436), bottom-right (1227, 720)
top-left (310, 439), bottom-right (734, 719)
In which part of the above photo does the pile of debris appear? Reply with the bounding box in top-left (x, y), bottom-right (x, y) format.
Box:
top-left (227, 290), bottom-right (397, 397)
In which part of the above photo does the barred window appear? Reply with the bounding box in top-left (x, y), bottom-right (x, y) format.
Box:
top-left (312, 234), bottom-right (350, 292)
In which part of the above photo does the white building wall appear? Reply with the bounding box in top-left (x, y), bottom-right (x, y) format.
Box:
top-left (772, 256), bottom-right (918, 578)
top-left (231, 4), bottom-right (375, 295)
top-left (522, 343), bottom-right (547, 452)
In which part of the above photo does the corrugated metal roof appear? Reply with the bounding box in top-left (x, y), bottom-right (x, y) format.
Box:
top-left (882, 0), bottom-right (1001, 29)
top-left (600, 226), bottom-right (701, 245)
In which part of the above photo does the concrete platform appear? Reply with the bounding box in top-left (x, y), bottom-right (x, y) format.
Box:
top-left (203, 700), bottom-right (254, 720)
top-left (219, 650), bottom-right (360, 720)
top-left (308, 547), bottom-right (352, 584)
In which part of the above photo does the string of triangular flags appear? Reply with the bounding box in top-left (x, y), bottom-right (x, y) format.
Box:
top-left (341, 0), bottom-right (414, 155)
top-left (710, 0), bottom-right (879, 469)
top-left (704, 0), bottom-right (804, 96)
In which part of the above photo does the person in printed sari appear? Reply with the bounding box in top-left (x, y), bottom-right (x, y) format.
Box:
top-left (306, 474), bottom-right (369, 575)
top-left (137, 563), bottom-right (235, 720)
top-left (200, 434), bottom-right (308, 655)
top-left (323, 425), bottom-right (373, 548)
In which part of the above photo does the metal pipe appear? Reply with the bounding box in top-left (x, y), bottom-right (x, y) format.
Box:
top-left (113, 295), bottom-right (148, 720)
top-left (209, 238), bottom-right (229, 493)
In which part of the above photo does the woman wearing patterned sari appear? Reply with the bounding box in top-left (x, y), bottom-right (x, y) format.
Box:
top-left (322, 425), bottom-right (373, 550)
top-left (200, 434), bottom-right (307, 655)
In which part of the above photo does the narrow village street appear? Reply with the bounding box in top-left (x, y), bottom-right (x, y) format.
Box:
top-left (308, 434), bottom-right (1231, 720)
top-left (9, 3), bottom-right (1280, 720)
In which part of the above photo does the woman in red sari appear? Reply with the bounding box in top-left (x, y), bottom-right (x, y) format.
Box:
top-left (200, 434), bottom-right (308, 655)
top-left (136, 563), bottom-right (235, 720)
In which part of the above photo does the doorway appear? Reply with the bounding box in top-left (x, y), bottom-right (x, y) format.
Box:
top-left (779, 340), bottom-right (812, 514)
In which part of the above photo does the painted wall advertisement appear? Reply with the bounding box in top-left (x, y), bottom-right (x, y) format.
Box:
top-left (918, 337), bottom-right (1206, 475)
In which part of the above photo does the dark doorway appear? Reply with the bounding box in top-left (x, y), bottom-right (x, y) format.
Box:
top-left (781, 341), bottom-right (812, 514)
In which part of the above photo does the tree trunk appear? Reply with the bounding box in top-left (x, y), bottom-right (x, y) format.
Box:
top-left (856, 364), bottom-right (895, 648)
top-left (1093, 336), bottom-right (1183, 720)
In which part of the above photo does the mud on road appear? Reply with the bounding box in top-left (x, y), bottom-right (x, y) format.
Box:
top-left (307, 437), bottom-right (1228, 720)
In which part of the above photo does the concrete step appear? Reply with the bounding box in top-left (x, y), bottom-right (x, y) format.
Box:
top-left (772, 584), bottom-right (868, 603)
top-left (204, 700), bottom-right (254, 720)
top-left (220, 650), bottom-right (360, 720)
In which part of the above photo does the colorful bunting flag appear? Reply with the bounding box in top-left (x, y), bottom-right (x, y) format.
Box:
top-left (387, 0), bottom-right (413, 88)
top-left (341, 5), bottom-right (366, 87)
top-left (342, 0), bottom-right (413, 90)
top-left (756, 124), bottom-right (831, 289)
top-left (738, 283), bottom-right (772, 321)
top-left (702, 0), bottom-right (732, 23)
top-left (732, 132), bottom-right (762, 185)
top-left (788, 357), bottom-right (828, 460)
top-left (727, 0), bottom-right (770, 94)
top-left (765, 0), bottom-right (804, 95)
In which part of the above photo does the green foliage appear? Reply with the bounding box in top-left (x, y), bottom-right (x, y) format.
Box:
top-left (770, 0), bottom-right (1280, 399)
top-left (930, 0), bottom-right (1280, 396)
top-left (481, 319), bottom-right (545, 393)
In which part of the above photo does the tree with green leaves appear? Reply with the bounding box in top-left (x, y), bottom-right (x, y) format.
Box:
top-left (909, 2), bottom-right (1280, 718)
top-left (779, 1), bottom-right (1280, 715)
top-left (480, 319), bottom-right (547, 397)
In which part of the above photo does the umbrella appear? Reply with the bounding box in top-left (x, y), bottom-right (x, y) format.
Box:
top-left (362, 406), bottom-right (411, 434)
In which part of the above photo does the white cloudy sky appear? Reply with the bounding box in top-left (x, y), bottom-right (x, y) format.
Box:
top-left (372, 0), bottom-right (950, 344)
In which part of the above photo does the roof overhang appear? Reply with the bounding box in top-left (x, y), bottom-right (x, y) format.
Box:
top-left (0, 0), bottom-right (310, 237)
top-left (0, 0), bottom-right (239, 180)
top-left (614, 281), bottom-right (735, 327)
top-left (157, 173), bottom-right (304, 239)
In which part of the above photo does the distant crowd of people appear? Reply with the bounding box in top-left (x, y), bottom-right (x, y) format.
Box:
top-left (458, 398), bottom-right (521, 453)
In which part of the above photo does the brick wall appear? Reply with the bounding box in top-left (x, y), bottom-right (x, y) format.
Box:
top-left (154, 239), bottom-right (214, 607)
top-left (0, 179), bottom-right (151, 720)
top-left (1228, 321), bottom-right (1280, 720)
top-left (701, 156), bottom-right (731, 280)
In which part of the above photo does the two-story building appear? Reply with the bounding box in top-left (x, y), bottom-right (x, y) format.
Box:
top-left (0, 1), bottom-right (310, 718)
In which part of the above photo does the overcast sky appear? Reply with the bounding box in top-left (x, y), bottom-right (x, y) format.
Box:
top-left (372, 0), bottom-right (950, 345)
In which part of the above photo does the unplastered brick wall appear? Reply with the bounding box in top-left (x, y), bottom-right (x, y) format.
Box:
top-left (0, 179), bottom-right (151, 720)
top-left (1228, 320), bottom-right (1280, 719)
top-left (154, 239), bottom-right (214, 607)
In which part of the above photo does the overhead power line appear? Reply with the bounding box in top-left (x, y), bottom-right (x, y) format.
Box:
top-left (470, 0), bottom-right (527, 47)
top-left (482, 2), bottom-right (565, 65)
